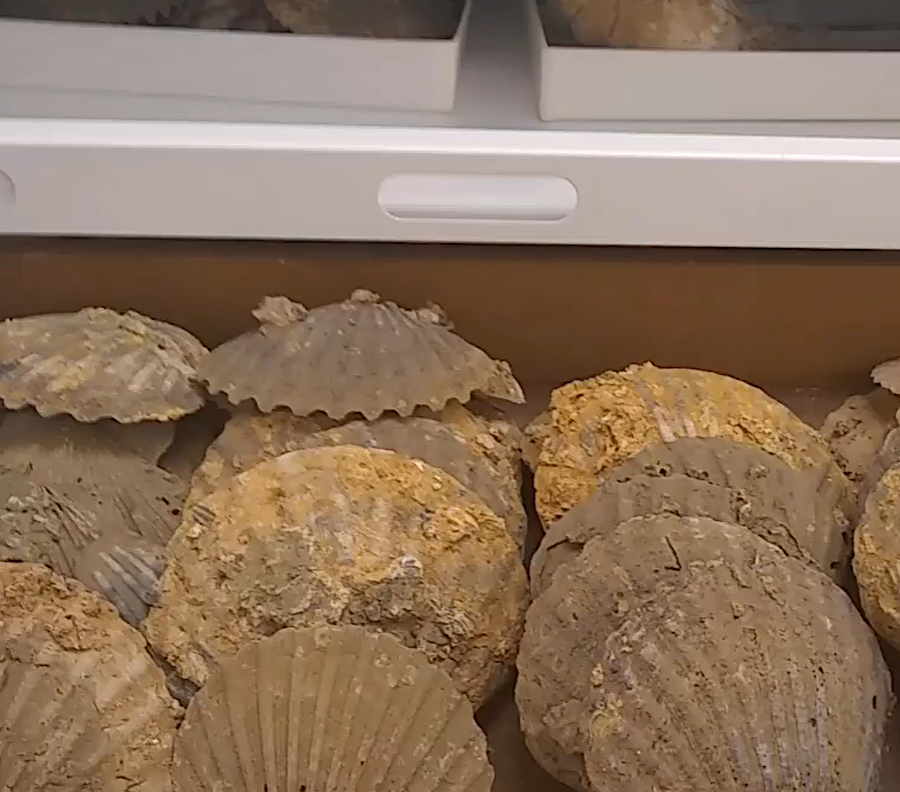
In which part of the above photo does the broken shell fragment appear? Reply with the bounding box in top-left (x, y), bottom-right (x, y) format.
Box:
top-left (530, 437), bottom-right (850, 596)
top-left (172, 625), bottom-right (494, 792)
top-left (0, 307), bottom-right (207, 422)
top-left (526, 363), bottom-right (853, 525)
top-left (74, 533), bottom-right (166, 627)
top-left (0, 561), bottom-right (180, 792)
top-left (145, 445), bottom-right (528, 707)
top-left (821, 388), bottom-right (900, 484)
top-left (872, 357), bottom-right (900, 396)
top-left (517, 515), bottom-right (892, 792)
top-left (196, 293), bottom-right (524, 421)
top-left (0, 411), bottom-right (188, 576)
top-left (188, 407), bottom-right (526, 551)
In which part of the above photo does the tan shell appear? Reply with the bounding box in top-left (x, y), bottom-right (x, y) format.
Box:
top-left (196, 292), bottom-right (524, 420)
top-left (821, 389), bottom-right (900, 484)
top-left (861, 427), bottom-right (900, 506)
top-left (188, 406), bottom-right (526, 551)
top-left (144, 445), bottom-right (528, 707)
top-left (526, 363), bottom-right (853, 526)
top-left (172, 625), bottom-right (493, 792)
top-left (263, 0), bottom-right (463, 38)
top-left (530, 437), bottom-right (851, 596)
top-left (873, 358), bottom-right (900, 396)
top-left (855, 464), bottom-right (900, 652)
top-left (517, 515), bottom-right (892, 792)
top-left (0, 411), bottom-right (188, 576)
top-left (0, 561), bottom-right (180, 792)
top-left (74, 533), bottom-right (165, 627)
top-left (0, 308), bottom-right (207, 422)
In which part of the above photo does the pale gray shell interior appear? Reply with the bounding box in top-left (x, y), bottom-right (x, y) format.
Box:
top-left (0, 307), bottom-right (207, 422)
top-left (873, 358), bottom-right (900, 396)
top-left (172, 625), bottom-right (494, 792)
top-left (197, 293), bottom-right (524, 420)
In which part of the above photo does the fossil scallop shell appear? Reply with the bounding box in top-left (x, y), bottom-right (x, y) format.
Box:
top-left (196, 292), bottom-right (524, 421)
top-left (0, 411), bottom-right (188, 576)
top-left (171, 625), bottom-right (493, 792)
top-left (821, 389), bottom-right (900, 484)
top-left (530, 437), bottom-right (851, 595)
top-left (144, 445), bottom-right (528, 707)
top-left (872, 358), bottom-right (900, 396)
top-left (0, 561), bottom-right (180, 792)
top-left (516, 514), bottom-right (892, 792)
top-left (525, 363), bottom-right (853, 526)
top-left (74, 533), bottom-right (166, 627)
top-left (188, 407), bottom-right (526, 551)
top-left (0, 307), bottom-right (207, 422)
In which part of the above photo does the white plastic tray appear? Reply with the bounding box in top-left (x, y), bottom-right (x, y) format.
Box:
top-left (528, 0), bottom-right (900, 122)
top-left (0, 2), bottom-right (471, 112)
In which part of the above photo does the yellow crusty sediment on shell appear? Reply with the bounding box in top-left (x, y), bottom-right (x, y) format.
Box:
top-left (144, 445), bottom-right (528, 707)
top-left (0, 308), bottom-right (207, 423)
top-left (196, 292), bottom-right (524, 421)
top-left (526, 363), bottom-right (853, 525)
top-left (0, 561), bottom-right (180, 792)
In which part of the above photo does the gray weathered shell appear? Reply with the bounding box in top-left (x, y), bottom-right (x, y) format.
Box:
top-left (263, 0), bottom-right (464, 37)
top-left (873, 358), bottom-right (900, 396)
top-left (144, 445), bottom-right (528, 707)
top-left (188, 407), bottom-right (526, 551)
top-left (172, 625), bottom-right (493, 792)
top-left (530, 438), bottom-right (851, 596)
top-left (74, 533), bottom-right (166, 627)
top-left (196, 292), bottom-right (524, 421)
top-left (0, 411), bottom-right (188, 577)
top-left (0, 561), bottom-right (180, 792)
top-left (0, 0), bottom-right (179, 22)
top-left (517, 514), bottom-right (892, 792)
top-left (0, 307), bottom-right (207, 422)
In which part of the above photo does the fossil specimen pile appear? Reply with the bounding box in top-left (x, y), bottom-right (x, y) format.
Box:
top-left (517, 363), bottom-right (893, 792)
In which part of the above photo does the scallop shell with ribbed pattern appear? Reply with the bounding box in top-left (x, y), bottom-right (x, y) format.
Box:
top-left (196, 292), bottom-right (524, 420)
top-left (525, 363), bottom-right (853, 526)
top-left (516, 514), bottom-right (892, 792)
top-left (172, 625), bottom-right (493, 792)
top-left (0, 411), bottom-right (187, 576)
top-left (0, 308), bottom-right (207, 422)
top-left (530, 437), bottom-right (851, 595)
top-left (0, 561), bottom-right (180, 792)
top-left (188, 406), bottom-right (525, 551)
top-left (144, 445), bottom-right (528, 707)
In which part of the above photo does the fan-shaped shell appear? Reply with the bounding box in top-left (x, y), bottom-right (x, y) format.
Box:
top-left (172, 625), bottom-right (493, 792)
top-left (264, 0), bottom-right (464, 37)
top-left (530, 438), bottom-right (850, 596)
top-left (144, 445), bottom-right (528, 707)
top-left (822, 389), bottom-right (900, 484)
top-left (855, 464), bottom-right (900, 652)
top-left (525, 363), bottom-right (853, 525)
top-left (0, 561), bottom-right (180, 792)
top-left (74, 533), bottom-right (165, 627)
top-left (188, 407), bottom-right (526, 551)
top-left (873, 358), bottom-right (900, 396)
top-left (196, 292), bottom-right (524, 421)
top-left (0, 308), bottom-right (207, 422)
top-left (0, 411), bottom-right (188, 576)
top-left (516, 514), bottom-right (892, 792)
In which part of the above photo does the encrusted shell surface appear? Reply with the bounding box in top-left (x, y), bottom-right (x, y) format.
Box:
top-left (0, 411), bottom-right (188, 576)
top-left (873, 358), bottom-right (900, 396)
top-left (196, 293), bottom-right (524, 421)
top-left (188, 406), bottom-right (526, 550)
top-left (0, 308), bottom-right (207, 422)
top-left (822, 389), bottom-right (900, 484)
top-left (516, 514), bottom-right (892, 792)
top-left (144, 445), bottom-right (528, 707)
top-left (0, 561), bottom-right (180, 792)
top-left (74, 533), bottom-right (166, 627)
top-left (530, 438), bottom-right (850, 596)
top-left (263, 0), bottom-right (464, 37)
top-left (526, 363), bottom-right (853, 525)
top-left (855, 464), bottom-right (900, 652)
top-left (172, 625), bottom-right (494, 792)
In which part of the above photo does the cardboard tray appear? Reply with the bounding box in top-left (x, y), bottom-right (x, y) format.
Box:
top-left (0, 2), bottom-right (470, 112)
top-left (527, 0), bottom-right (900, 122)
top-left (0, 237), bottom-right (898, 789)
